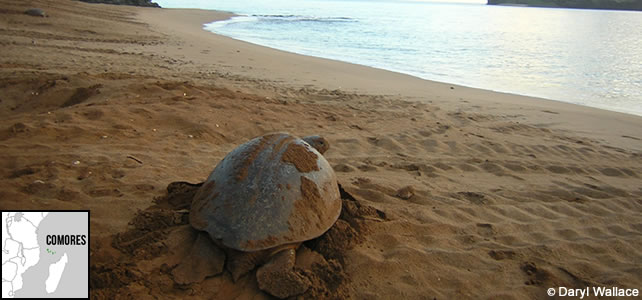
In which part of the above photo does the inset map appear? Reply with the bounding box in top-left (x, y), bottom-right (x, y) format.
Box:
top-left (2, 211), bottom-right (89, 299)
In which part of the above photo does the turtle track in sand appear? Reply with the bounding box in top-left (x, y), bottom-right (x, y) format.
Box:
top-left (90, 182), bottom-right (386, 299)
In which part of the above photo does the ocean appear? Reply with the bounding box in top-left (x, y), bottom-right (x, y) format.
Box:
top-left (156, 0), bottom-right (642, 116)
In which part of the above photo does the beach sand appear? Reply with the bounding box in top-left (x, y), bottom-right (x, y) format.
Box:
top-left (1, 0), bottom-right (641, 298)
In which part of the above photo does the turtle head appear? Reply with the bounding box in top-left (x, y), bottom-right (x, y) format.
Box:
top-left (302, 135), bottom-right (329, 154)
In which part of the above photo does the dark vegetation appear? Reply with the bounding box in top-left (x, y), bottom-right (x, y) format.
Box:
top-left (488, 0), bottom-right (642, 11)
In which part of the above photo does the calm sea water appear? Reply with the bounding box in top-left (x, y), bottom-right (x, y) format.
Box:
top-left (157, 0), bottom-right (642, 116)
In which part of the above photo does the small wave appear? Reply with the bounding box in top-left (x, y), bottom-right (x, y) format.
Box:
top-left (204, 15), bottom-right (260, 30)
top-left (204, 14), bottom-right (356, 31)
top-left (251, 14), bottom-right (356, 23)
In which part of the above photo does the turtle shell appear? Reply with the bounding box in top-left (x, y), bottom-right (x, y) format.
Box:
top-left (190, 133), bottom-right (341, 252)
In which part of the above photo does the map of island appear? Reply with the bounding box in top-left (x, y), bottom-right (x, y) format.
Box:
top-left (2, 211), bottom-right (88, 298)
top-left (45, 253), bottom-right (68, 294)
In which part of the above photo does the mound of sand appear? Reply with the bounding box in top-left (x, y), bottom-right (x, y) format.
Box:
top-left (91, 182), bottom-right (386, 299)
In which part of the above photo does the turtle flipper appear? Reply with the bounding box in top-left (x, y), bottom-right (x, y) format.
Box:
top-left (256, 248), bottom-right (311, 298)
top-left (172, 231), bottom-right (224, 284)
top-left (226, 249), bottom-right (265, 281)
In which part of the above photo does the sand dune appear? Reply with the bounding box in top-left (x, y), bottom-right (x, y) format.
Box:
top-left (0, 0), bottom-right (640, 299)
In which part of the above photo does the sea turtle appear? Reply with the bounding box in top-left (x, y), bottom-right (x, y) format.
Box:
top-left (188, 133), bottom-right (341, 298)
top-left (24, 8), bottom-right (47, 17)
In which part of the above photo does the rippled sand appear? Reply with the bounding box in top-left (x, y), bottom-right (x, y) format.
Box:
top-left (1, 0), bottom-right (641, 298)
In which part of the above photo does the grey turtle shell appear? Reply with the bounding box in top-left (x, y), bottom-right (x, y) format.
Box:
top-left (190, 133), bottom-right (341, 252)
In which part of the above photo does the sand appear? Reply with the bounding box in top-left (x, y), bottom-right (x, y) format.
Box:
top-left (1, 0), bottom-right (641, 299)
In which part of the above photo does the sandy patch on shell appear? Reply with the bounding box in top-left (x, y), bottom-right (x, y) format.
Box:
top-left (281, 143), bottom-right (320, 172)
top-left (235, 135), bottom-right (276, 181)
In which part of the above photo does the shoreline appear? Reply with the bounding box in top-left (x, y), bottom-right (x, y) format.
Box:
top-left (201, 14), bottom-right (642, 118)
top-left (136, 7), bottom-right (641, 150)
